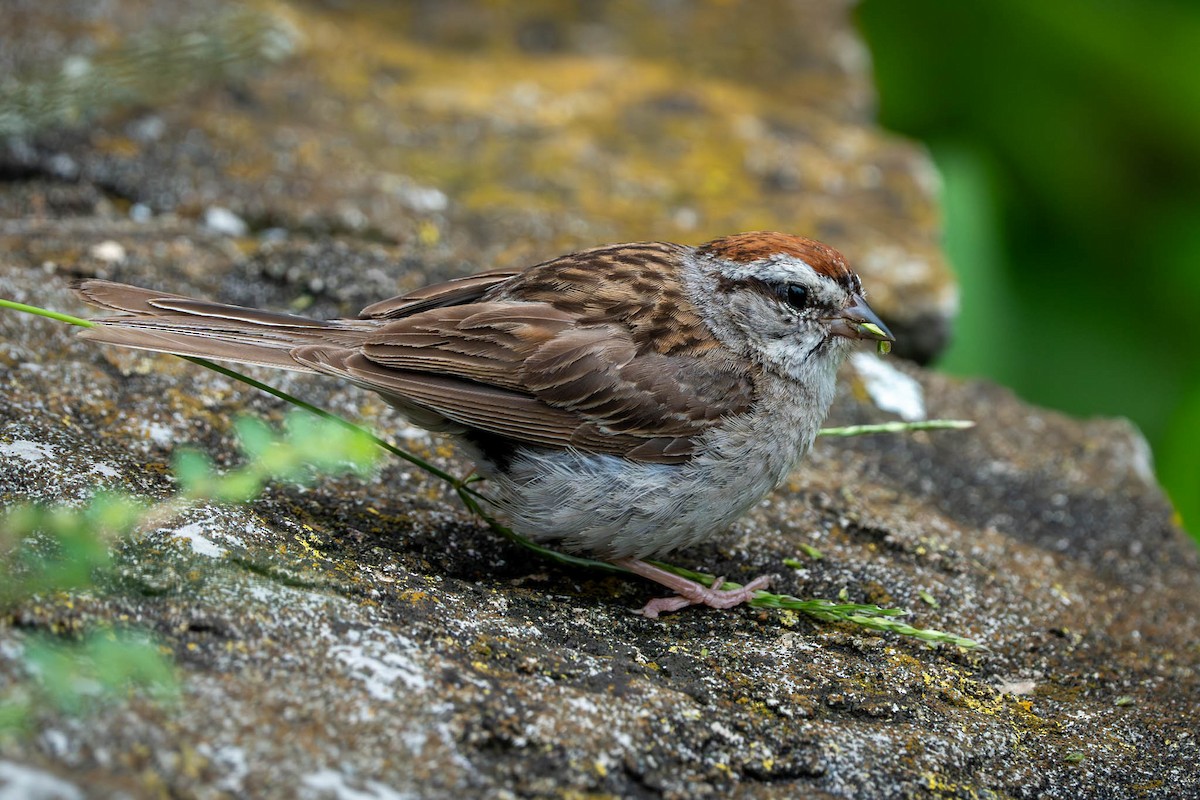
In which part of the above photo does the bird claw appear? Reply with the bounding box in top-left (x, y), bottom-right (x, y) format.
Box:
top-left (634, 571), bottom-right (774, 618)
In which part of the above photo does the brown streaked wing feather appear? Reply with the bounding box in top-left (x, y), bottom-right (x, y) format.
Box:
top-left (519, 324), bottom-right (754, 438)
top-left (145, 298), bottom-right (334, 329)
top-left (295, 296), bottom-right (756, 462)
top-left (487, 242), bottom-right (721, 357)
top-left (360, 302), bottom-right (577, 392)
top-left (74, 279), bottom-right (374, 371)
top-left (73, 280), bottom-right (207, 315)
top-left (77, 325), bottom-right (323, 371)
top-left (358, 270), bottom-right (521, 319)
top-left (293, 346), bottom-right (671, 457)
top-left (75, 279), bottom-right (334, 328)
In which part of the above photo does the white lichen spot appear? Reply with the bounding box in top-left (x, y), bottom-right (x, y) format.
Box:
top-left (1110, 422), bottom-right (1156, 486)
top-left (204, 206), bottom-right (249, 237)
top-left (89, 240), bottom-right (127, 264)
top-left (194, 743), bottom-right (249, 795)
top-left (709, 720), bottom-right (743, 744)
top-left (394, 424), bottom-right (432, 443)
top-left (996, 678), bottom-right (1038, 696)
top-left (140, 421), bottom-right (176, 448)
top-left (331, 631), bottom-right (428, 700)
top-left (0, 760), bottom-right (85, 800)
top-left (299, 769), bottom-right (414, 800)
top-left (90, 462), bottom-right (121, 478)
top-left (169, 519), bottom-right (227, 557)
top-left (0, 439), bottom-right (58, 464)
top-left (850, 352), bottom-right (926, 421)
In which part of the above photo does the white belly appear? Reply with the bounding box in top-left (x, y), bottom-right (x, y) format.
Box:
top-left (484, 408), bottom-right (820, 560)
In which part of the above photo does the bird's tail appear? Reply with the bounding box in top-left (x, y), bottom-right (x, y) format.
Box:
top-left (73, 279), bottom-right (374, 372)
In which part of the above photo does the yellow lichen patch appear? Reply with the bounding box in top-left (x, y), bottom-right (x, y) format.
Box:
top-left (254, 1), bottom-right (871, 244)
top-left (777, 609), bottom-right (800, 628)
top-left (92, 132), bottom-right (142, 158)
top-left (922, 772), bottom-right (984, 798)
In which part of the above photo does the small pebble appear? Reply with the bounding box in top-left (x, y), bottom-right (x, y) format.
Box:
top-left (204, 206), bottom-right (248, 237)
top-left (90, 240), bottom-right (127, 264)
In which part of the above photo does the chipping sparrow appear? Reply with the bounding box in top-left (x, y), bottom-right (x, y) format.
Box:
top-left (74, 232), bottom-right (893, 617)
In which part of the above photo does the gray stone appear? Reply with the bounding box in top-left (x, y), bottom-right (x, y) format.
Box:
top-left (1, 2), bottom-right (1197, 799)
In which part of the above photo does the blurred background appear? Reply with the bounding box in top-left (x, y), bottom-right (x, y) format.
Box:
top-left (859, 0), bottom-right (1200, 538)
top-left (2, 0), bottom-right (1196, 541)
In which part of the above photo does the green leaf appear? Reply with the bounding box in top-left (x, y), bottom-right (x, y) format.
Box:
top-left (84, 632), bottom-right (177, 698)
top-left (22, 631), bottom-right (177, 716)
top-left (213, 471), bottom-right (264, 504)
top-left (798, 543), bottom-right (824, 560)
top-left (85, 493), bottom-right (142, 533)
top-left (234, 416), bottom-right (275, 460)
top-left (173, 449), bottom-right (214, 496)
top-left (0, 699), bottom-right (30, 735)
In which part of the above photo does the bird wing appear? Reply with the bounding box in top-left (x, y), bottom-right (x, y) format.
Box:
top-left (73, 280), bottom-right (372, 371)
top-left (293, 300), bottom-right (757, 464)
top-left (357, 269), bottom-right (521, 318)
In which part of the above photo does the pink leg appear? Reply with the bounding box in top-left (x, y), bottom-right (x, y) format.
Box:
top-left (613, 558), bottom-right (773, 618)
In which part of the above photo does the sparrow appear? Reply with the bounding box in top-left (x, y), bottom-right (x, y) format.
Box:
top-left (73, 231), bottom-right (894, 617)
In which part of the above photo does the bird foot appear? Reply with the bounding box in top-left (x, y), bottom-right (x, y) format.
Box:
top-left (612, 558), bottom-right (773, 618)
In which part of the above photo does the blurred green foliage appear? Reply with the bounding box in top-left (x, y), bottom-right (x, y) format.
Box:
top-left (174, 413), bottom-right (381, 503)
top-left (1, 411), bottom-right (381, 734)
top-left (859, 0), bottom-right (1200, 540)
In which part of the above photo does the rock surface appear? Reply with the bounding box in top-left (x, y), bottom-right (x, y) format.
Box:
top-left (2, 3), bottom-right (1198, 800)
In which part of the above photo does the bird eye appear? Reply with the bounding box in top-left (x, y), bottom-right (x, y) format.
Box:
top-left (783, 283), bottom-right (809, 310)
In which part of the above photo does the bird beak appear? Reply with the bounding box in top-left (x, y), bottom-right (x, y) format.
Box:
top-left (827, 294), bottom-right (895, 342)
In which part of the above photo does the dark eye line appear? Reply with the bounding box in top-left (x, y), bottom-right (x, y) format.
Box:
top-left (768, 281), bottom-right (811, 312)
